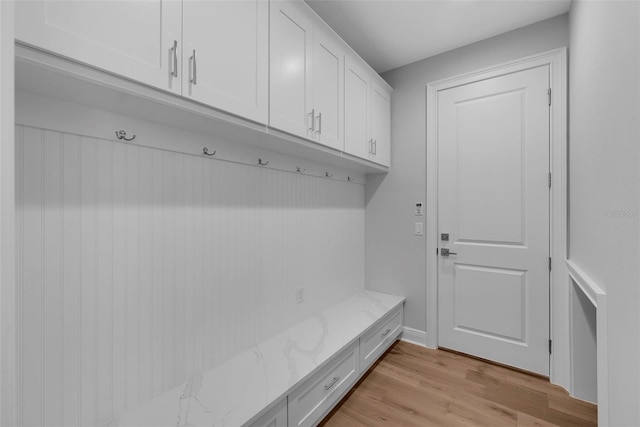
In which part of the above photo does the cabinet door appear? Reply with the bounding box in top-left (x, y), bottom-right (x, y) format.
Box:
top-left (344, 56), bottom-right (371, 160)
top-left (183, 0), bottom-right (268, 124)
top-left (15, 0), bottom-right (182, 94)
top-left (270, 0), bottom-right (314, 139)
top-left (370, 81), bottom-right (391, 167)
top-left (312, 27), bottom-right (344, 151)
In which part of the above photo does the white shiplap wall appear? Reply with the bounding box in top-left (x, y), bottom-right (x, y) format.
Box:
top-left (15, 125), bottom-right (365, 427)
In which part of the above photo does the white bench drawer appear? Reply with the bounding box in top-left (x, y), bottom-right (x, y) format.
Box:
top-left (248, 397), bottom-right (287, 427)
top-left (360, 306), bottom-right (403, 373)
top-left (288, 342), bottom-right (359, 427)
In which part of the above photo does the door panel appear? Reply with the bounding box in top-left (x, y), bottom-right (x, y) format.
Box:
top-left (457, 90), bottom-right (525, 244)
top-left (183, 0), bottom-right (268, 124)
top-left (438, 65), bottom-right (550, 375)
top-left (313, 27), bottom-right (344, 150)
top-left (344, 57), bottom-right (370, 160)
top-left (16, 0), bottom-right (182, 94)
top-left (269, 1), bottom-right (314, 139)
top-left (371, 82), bottom-right (391, 166)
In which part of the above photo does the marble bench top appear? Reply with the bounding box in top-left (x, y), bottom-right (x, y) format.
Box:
top-left (109, 290), bottom-right (405, 427)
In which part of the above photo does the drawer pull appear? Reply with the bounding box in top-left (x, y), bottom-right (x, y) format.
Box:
top-left (324, 376), bottom-right (340, 391)
top-left (381, 328), bottom-right (392, 337)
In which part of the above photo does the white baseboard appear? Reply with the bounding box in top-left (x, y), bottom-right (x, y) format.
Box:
top-left (400, 326), bottom-right (427, 347)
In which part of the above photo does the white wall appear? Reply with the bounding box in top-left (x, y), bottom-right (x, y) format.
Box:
top-left (569, 1), bottom-right (640, 424)
top-left (366, 14), bottom-right (569, 337)
top-left (0, 2), bottom-right (16, 426)
top-left (15, 98), bottom-right (365, 426)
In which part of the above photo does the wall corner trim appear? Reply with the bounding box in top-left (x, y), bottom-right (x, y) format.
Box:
top-left (566, 259), bottom-right (609, 426)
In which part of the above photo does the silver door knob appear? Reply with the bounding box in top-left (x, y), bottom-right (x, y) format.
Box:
top-left (441, 248), bottom-right (457, 256)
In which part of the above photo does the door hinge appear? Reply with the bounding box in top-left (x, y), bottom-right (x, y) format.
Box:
top-left (549, 257), bottom-right (552, 271)
top-left (436, 248), bottom-right (439, 255)
top-left (548, 172), bottom-right (552, 188)
top-left (548, 88), bottom-right (552, 106)
top-left (549, 339), bottom-right (552, 354)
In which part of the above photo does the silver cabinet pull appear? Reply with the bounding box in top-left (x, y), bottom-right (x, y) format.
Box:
top-left (441, 248), bottom-right (458, 256)
top-left (316, 112), bottom-right (322, 135)
top-left (381, 328), bottom-right (392, 337)
top-left (368, 138), bottom-right (373, 154)
top-left (171, 40), bottom-right (178, 78)
top-left (308, 109), bottom-right (315, 133)
top-left (373, 139), bottom-right (377, 155)
top-left (324, 376), bottom-right (340, 390)
top-left (190, 50), bottom-right (197, 85)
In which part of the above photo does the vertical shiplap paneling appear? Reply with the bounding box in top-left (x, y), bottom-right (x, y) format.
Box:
top-left (79, 137), bottom-right (99, 427)
top-left (173, 152), bottom-right (186, 385)
top-left (16, 125), bottom-right (365, 426)
top-left (137, 147), bottom-right (153, 405)
top-left (21, 126), bottom-right (44, 427)
top-left (61, 134), bottom-right (81, 427)
top-left (124, 144), bottom-right (139, 411)
top-left (162, 151), bottom-right (176, 391)
top-left (150, 148), bottom-right (164, 397)
top-left (42, 130), bottom-right (63, 426)
top-left (96, 138), bottom-right (113, 426)
top-left (183, 157), bottom-right (195, 379)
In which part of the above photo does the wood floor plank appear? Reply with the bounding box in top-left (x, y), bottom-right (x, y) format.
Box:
top-left (321, 341), bottom-right (597, 427)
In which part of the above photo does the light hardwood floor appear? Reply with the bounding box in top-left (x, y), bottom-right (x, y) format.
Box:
top-left (321, 341), bottom-right (597, 426)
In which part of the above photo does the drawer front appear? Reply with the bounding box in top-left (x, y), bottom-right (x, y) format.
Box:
top-left (360, 307), bottom-right (403, 373)
top-left (288, 343), bottom-right (359, 427)
top-left (248, 397), bottom-right (287, 427)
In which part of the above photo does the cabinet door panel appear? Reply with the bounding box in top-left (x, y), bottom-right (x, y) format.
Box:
top-left (344, 57), bottom-right (370, 160)
top-left (183, 0), bottom-right (268, 124)
top-left (313, 28), bottom-right (344, 151)
top-left (270, 0), bottom-right (314, 139)
top-left (16, 0), bottom-right (182, 94)
top-left (371, 82), bottom-right (391, 167)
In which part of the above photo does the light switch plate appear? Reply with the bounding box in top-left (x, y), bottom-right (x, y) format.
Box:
top-left (414, 222), bottom-right (423, 236)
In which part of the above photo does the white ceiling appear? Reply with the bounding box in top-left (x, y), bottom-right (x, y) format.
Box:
top-left (305, 0), bottom-right (571, 73)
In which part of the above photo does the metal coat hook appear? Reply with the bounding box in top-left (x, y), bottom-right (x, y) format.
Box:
top-left (347, 176), bottom-right (354, 182)
top-left (325, 172), bottom-right (333, 178)
top-left (296, 166), bottom-right (306, 173)
top-left (115, 130), bottom-right (136, 141)
top-left (203, 147), bottom-right (216, 156)
top-left (258, 158), bottom-right (269, 166)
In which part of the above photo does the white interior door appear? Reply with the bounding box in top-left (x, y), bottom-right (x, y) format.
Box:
top-left (183, 0), bottom-right (268, 124)
top-left (437, 66), bottom-right (550, 376)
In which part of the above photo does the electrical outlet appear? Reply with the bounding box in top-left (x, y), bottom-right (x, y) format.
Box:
top-left (296, 287), bottom-right (304, 304)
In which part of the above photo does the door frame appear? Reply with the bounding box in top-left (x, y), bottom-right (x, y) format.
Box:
top-left (425, 48), bottom-right (568, 389)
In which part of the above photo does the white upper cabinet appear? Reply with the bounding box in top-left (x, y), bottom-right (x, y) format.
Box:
top-left (370, 81), bottom-right (391, 167)
top-left (16, 0), bottom-right (391, 170)
top-left (270, 1), bottom-right (345, 151)
top-left (270, 0), bottom-right (315, 140)
top-left (344, 56), bottom-right (370, 161)
top-left (344, 57), bottom-right (391, 167)
top-left (15, 0), bottom-right (182, 95)
top-left (182, 0), bottom-right (269, 124)
top-left (312, 25), bottom-right (345, 151)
